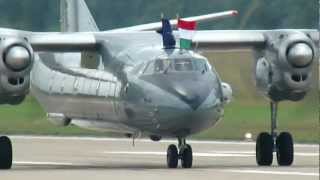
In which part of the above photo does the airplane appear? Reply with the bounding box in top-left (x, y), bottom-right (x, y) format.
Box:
top-left (0, 0), bottom-right (318, 169)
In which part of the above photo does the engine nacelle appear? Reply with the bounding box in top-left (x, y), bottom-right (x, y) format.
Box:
top-left (0, 38), bottom-right (34, 104)
top-left (255, 31), bottom-right (317, 102)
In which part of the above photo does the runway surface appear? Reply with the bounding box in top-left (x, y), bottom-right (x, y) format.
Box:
top-left (1, 136), bottom-right (319, 180)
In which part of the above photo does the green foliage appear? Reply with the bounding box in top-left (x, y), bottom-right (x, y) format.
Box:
top-left (0, 0), bottom-right (317, 31)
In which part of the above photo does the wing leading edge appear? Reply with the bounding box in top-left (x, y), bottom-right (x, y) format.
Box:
top-left (191, 30), bottom-right (319, 50)
top-left (30, 32), bottom-right (98, 52)
top-left (108, 10), bottom-right (238, 32)
top-left (0, 28), bottom-right (98, 52)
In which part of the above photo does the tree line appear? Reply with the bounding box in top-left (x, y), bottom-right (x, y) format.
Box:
top-left (0, 0), bottom-right (317, 31)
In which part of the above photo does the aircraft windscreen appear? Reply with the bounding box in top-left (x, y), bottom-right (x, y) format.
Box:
top-left (174, 59), bottom-right (193, 71)
top-left (193, 59), bottom-right (208, 73)
top-left (143, 58), bottom-right (208, 74)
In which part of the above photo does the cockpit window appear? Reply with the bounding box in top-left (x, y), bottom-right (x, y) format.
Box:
top-left (131, 63), bottom-right (146, 74)
top-left (144, 59), bottom-right (171, 74)
top-left (194, 59), bottom-right (208, 73)
top-left (154, 59), bottom-right (168, 72)
top-left (154, 59), bottom-right (163, 72)
top-left (144, 61), bottom-right (154, 74)
top-left (174, 59), bottom-right (193, 71)
top-left (143, 58), bottom-right (208, 74)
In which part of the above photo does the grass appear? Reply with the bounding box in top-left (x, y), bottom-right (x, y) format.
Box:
top-left (0, 51), bottom-right (318, 143)
top-left (0, 96), bottom-right (107, 136)
top-left (194, 100), bottom-right (318, 143)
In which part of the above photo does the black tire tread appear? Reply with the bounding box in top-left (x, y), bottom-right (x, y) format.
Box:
top-left (167, 144), bottom-right (178, 168)
top-left (181, 144), bottom-right (193, 168)
top-left (256, 132), bottom-right (273, 166)
top-left (276, 132), bottom-right (294, 166)
top-left (0, 136), bottom-right (12, 169)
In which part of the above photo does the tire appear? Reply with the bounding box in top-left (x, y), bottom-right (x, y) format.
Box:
top-left (0, 136), bottom-right (12, 169)
top-left (276, 132), bottom-right (294, 166)
top-left (181, 144), bottom-right (193, 168)
top-left (256, 132), bottom-right (273, 166)
top-left (167, 144), bottom-right (178, 168)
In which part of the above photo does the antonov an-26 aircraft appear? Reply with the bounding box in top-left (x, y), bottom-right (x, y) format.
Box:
top-left (0, 0), bottom-right (318, 169)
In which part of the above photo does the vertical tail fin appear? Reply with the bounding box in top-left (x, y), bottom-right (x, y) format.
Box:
top-left (60, 0), bottom-right (99, 32)
top-left (60, 0), bottom-right (100, 69)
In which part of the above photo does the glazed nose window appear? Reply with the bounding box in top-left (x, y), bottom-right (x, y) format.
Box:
top-left (174, 59), bottom-right (193, 71)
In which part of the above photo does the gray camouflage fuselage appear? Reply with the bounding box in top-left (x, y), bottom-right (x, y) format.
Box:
top-left (30, 32), bottom-right (225, 137)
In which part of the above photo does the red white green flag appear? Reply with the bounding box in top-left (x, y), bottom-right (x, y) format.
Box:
top-left (178, 19), bottom-right (197, 49)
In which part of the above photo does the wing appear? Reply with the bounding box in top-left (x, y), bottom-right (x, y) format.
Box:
top-left (0, 28), bottom-right (98, 52)
top-left (191, 30), bottom-right (319, 50)
top-left (30, 32), bottom-right (98, 51)
top-left (108, 10), bottom-right (238, 32)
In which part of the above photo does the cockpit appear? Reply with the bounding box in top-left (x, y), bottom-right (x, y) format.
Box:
top-left (142, 58), bottom-right (209, 74)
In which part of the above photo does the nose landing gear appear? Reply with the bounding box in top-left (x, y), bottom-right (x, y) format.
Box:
top-left (166, 137), bottom-right (193, 168)
top-left (256, 102), bottom-right (294, 166)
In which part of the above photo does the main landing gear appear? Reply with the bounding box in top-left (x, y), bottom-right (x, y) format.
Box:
top-left (167, 138), bottom-right (193, 168)
top-left (256, 102), bottom-right (294, 166)
top-left (0, 136), bottom-right (13, 169)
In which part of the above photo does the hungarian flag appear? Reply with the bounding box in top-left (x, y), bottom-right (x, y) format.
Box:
top-left (178, 19), bottom-right (197, 49)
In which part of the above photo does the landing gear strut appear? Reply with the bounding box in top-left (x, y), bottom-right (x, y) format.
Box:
top-left (256, 102), bottom-right (294, 166)
top-left (166, 137), bottom-right (193, 168)
top-left (0, 136), bottom-right (13, 169)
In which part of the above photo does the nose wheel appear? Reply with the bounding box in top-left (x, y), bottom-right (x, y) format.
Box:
top-left (0, 136), bottom-right (13, 169)
top-left (166, 138), bottom-right (193, 168)
top-left (256, 102), bottom-right (294, 166)
top-left (167, 144), bottom-right (179, 168)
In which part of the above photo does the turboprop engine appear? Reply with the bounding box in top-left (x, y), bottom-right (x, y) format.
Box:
top-left (255, 31), bottom-right (317, 102)
top-left (0, 38), bottom-right (34, 104)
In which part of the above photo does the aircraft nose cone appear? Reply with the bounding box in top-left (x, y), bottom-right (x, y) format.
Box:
top-left (140, 73), bottom-right (213, 110)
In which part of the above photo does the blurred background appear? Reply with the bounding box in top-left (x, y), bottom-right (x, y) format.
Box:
top-left (0, 0), bottom-right (317, 31)
top-left (0, 0), bottom-right (318, 142)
